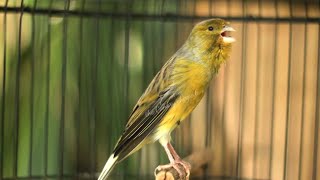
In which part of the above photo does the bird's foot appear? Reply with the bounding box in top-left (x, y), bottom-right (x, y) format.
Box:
top-left (154, 160), bottom-right (191, 179)
top-left (175, 159), bottom-right (191, 176)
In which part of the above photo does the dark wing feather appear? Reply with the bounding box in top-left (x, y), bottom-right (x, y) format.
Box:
top-left (113, 89), bottom-right (178, 161)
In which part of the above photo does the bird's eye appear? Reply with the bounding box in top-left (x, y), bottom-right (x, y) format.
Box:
top-left (208, 26), bottom-right (214, 31)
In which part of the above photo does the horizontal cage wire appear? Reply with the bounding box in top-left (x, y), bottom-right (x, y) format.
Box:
top-left (0, 0), bottom-right (319, 180)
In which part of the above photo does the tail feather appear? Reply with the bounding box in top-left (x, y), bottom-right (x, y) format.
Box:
top-left (98, 154), bottom-right (118, 180)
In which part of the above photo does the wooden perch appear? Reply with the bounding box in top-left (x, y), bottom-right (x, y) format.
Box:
top-left (154, 148), bottom-right (213, 180)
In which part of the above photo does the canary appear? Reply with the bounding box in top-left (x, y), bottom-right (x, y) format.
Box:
top-left (98, 18), bottom-right (235, 180)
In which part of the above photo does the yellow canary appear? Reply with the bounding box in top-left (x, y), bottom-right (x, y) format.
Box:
top-left (98, 18), bottom-right (235, 180)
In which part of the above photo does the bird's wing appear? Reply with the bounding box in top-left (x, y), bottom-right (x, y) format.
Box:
top-left (113, 88), bottom-right (179, 161)
top-left (112, 58), bottom-right (178, 161)
top-left (124, 55), bottom-right (176, 129)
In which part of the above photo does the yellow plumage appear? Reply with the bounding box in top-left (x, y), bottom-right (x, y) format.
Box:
top-left (98, 18), bottom-right (235, 180)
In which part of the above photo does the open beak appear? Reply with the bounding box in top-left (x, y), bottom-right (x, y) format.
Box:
top-left (221, 25), bottom-right (236, 43)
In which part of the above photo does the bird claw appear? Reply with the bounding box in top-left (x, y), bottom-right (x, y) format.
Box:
top-left (154, 164), bottom-right (173, 176)
top-left (154, 160), bottom-right (191, 179)
top-left (175, 159), bottom-right (191, 177)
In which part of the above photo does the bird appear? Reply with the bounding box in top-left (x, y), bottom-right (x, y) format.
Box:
top-left (98, 18), bottom-right (235, 180)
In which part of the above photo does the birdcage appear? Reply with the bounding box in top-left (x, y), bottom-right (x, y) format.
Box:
top-left (0, 0), bottom-right (319, 180)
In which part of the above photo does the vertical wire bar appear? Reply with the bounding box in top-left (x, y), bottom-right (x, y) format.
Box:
top-left (44, 0), bottom-right (51, 177)
top-left (123, 1), bottom-right (131, 177)
top-left (44, 0), bottom-right (54, 178)
top-left (124, 0), bottom-right (131, 135)
top-left (91, 0), bottom-right (102, 178)
top-left (175, 0), bottom-right (192, 157)
top-left (150, 0), bottom-right (158, 171)
top-left (76, 0), bottom-right (85, 179)
top-left (160, 0), bottom-right (166, 67)
top-left (253, 0), bottom-right (262, 178)
top-left (188, 0), bottom-right (196, 156)
top-left (269, 0), bottom-right (279, 178)
top-left (176, 0), bottom-right (186, 156)
top-left (29, 0), bottom-right (38, 177)
top-left (221, 0), bottom-right (232, 176)
top-left (205, 0), bottom-right (212, 149)
top-left (204, 0), bottom-right (213, 178)
top-left (141, 0), bottom-right (148, 91)
top-left (157, 0), bottom-right (166, 166)
top-left (156, 0), bottom-right (166, 168)
top-left (160, 0), bottom-right (166, 105)
top-left (0, 1), bottom-right (9, 179)
top-left (173, 0), bottom-right (181, 157)
top-left (150, 0), bottom-right (157, 79)
top-left (151, 1), bottom-right (157, 77)
top-left (227, 0), bottom-right (231, 19)
top-left (284, 0), bottom-right (293, 179)
top-left (208, 0), bottom-right (212, 18)
top-left (109, 0), bottom-right (116, 155)
top-left (175, 0), bottom-right (182, 156)
top-left (179, 0), bottom-right (186, 156)
top-left (136, 0), bottom-right (144, 173)
top-left (14, 1), bottom-right (25, 178)
top-left (138, 1), bottom-right (150, 172)
top-left (298, 3), bottom-right (308, 179)
top-left (236, 0), bottom-right (247, 177)
top-left (175, 0), bottom-right (184, 158)
top-left (60, 0), bottom-right (70, 178)
top-left (29, 2), bottom-right (34, 178)
top-left (108, 4), bottom-right (117, 178)
top-left (174, 0), bottom-right (180, 50)
top-left (312, 11), bottom-right (320, 180)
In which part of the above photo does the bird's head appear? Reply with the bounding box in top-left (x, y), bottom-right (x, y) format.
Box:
top-left (180, 19), bottom-right (235, 72)
top-left (186, 18), bottom-right (235, 53)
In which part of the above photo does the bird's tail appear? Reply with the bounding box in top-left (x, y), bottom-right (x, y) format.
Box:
top-left (97, 154), bottom-right (118, 180)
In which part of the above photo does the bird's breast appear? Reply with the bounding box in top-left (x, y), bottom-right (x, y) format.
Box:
top-left (171, 58), bottom-right (213, 93)
top-left (153, 88), bottom-right (205, 140)
top-left (151, 59), bottom-right (212, 139)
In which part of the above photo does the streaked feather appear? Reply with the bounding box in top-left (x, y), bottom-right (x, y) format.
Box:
top-left (113, 88), bottom-right (179, 161)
